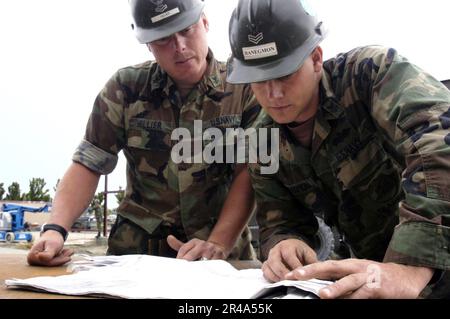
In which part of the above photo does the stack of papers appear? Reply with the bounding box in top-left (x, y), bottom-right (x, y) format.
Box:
top-left (5, 255), bottom-right (331, 299)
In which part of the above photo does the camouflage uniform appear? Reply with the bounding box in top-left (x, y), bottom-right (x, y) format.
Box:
top-left (73, 50), bottom-right (260, 260)
top-left (250, 46), bottom-right (450, 275)
top-left (93, 201), bottom-right (103, 236)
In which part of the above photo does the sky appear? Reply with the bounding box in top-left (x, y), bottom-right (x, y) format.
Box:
top-left (1, 0), bottom-right (449, 205)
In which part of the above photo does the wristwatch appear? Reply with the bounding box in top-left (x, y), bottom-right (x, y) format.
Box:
top-left (41, 223), bottom-right (68, 241)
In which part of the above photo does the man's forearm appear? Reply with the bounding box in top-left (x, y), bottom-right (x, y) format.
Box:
top-left (49, 162), bottom-right (101, 230)
top-left (403, 265), bottom-right (435, 290)
top-left (207, 165), bottom-right (254, 253)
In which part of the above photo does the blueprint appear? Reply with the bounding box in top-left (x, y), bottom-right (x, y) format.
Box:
top-left (5, 254), bottom-right (331, 299)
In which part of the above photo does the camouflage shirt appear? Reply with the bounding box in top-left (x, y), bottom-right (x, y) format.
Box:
top-left (72, 50), bottom-right (260, 258)
top-left (250, 46), bottom-right (450, 271)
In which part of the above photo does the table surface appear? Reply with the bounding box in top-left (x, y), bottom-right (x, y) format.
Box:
top-left (0, 253), bottom-right (87, 299)
top-left (0, 253), bottom-right (262, 299)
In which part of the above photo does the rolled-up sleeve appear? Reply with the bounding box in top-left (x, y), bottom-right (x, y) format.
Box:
top-left (72, 70), bottom-right (126, 176)
top-left (72, 139), bottom-right (118, 175)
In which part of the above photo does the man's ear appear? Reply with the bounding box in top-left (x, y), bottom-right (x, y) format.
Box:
top-left (312, 46), bottom-right (323, 72)
top-left (146, 43), bottom-right (152, 53)
top-left (202, 14), bottom-right (209, 32)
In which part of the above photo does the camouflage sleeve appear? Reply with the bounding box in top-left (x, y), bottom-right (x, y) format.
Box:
top-left (248, 161), bottom-right (318, 261)
top-left (240, 83), bottom-right (262, 129)
top-left (353, 47), bottom-right (450, 269)
top-left (72, 71), bottom-right (127, 175)
top-left (72, 140), bottom-right (118, 175)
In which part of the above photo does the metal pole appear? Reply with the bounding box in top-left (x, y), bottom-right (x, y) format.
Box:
top-left (103, 175), bottom-right (108, 237)
top-left (101, 175), bottom-right (122, 238)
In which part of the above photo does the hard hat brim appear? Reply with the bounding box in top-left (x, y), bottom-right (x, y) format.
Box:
top-left (227, 33), bottom-right (323, 84)
top-left (135, 3), bottom-right (205, 44)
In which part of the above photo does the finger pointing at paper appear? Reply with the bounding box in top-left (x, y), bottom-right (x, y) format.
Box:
top-left (167, 235), bottom-right (227, 261)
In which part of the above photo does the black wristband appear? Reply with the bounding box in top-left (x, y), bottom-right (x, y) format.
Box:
top-left (41, 223), bottom-right (68, 241)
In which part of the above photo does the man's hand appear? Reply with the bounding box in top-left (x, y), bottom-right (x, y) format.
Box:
top-left (262, 238), bottom-right (318, 282)
top-left (285, 259), bottom-right (434, 299)
top-left (27, 231), bottom-right (74, 267)
top-left (167, 235), bottom-right (227, 261)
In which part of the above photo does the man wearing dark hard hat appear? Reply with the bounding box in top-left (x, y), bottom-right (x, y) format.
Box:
top-left (228, 0), bottom-right (450, 298)
top-left (28, 0), bottom-right (261, 266)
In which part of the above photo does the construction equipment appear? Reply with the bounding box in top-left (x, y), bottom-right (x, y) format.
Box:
top-left (0, 203), bottom-right (49, 242)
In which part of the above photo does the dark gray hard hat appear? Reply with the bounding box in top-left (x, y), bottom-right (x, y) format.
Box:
top-left (227, 0), bottom-right (326, 84)
top-left (129, 0), bottom-right (205, 44)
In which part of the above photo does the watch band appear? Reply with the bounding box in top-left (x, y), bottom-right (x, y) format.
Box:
top-left (41, 223), bottom-right (68, 241)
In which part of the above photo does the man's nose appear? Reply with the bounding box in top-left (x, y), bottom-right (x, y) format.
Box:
top-left (171, 33), bottom-right (186, 51)
top-left (267, 80), bottom-right (284, 99)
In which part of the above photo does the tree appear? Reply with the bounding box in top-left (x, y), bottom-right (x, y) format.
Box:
top-left (24, 178), bottom-right (51, 202)
top-left (115, 186), bottom-right (125, 206)
top-left (5, 182), bottom-right (22, 200)
top-left (0, 183), bottom-right (4, 200)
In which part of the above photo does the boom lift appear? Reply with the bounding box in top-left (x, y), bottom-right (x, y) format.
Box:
top-left (0, 203), bottom-right (49, 242)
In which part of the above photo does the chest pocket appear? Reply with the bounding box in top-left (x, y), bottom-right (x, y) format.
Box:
top-left (324, 125), bottom-right (402, 255)
top-left (277, 152), bottom-right (320, 208)
top-left (331, 133), bottom-right (402, 204)
top-left (126, 118), bottom-right (174, 186)
top-left (318, 105), bottom-right (403, 205)
top-left (286, 179), bottom-right (320, 207)
top-left (127, 118), bottom-right (172, 151)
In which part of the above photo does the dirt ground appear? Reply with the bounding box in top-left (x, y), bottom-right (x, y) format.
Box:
top-left (0, 231), bottom-right (108, 256)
